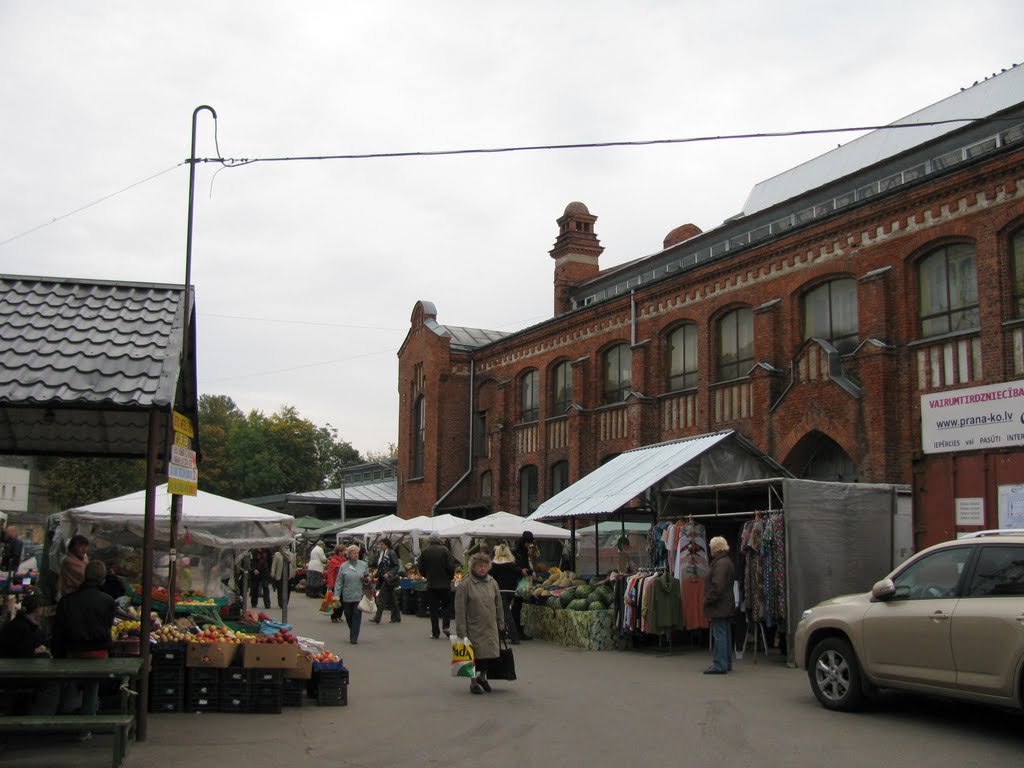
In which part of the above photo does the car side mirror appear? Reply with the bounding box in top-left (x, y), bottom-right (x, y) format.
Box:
top-left (871, 578), bottom-right (896, 601)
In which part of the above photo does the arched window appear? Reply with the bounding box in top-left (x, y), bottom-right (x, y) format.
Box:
top-left (803, 278), bottom-right (858, 353)
top-left (717, 308), bottom-right (753, 381)
top-left (519, 465), bottom-right (538, 516)
top-left (666, 324), bottom-right (698, 391)
top-left (550, 461), bottom-right (569, 496)
top-left (551, 360), bottom-right (573, 413)
top-left (520, 369), bottom-right (539, 422)
top-left (412, 395), bottom-right (425, 479)
top-left (1011, 228), bottom-right (1024, 318)
top-left (602, 344), bottom-right (632, 404)
top-left (918, 243), bottom-right (979, 337)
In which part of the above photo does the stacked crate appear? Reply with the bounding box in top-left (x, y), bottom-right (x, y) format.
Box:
top-left (186, 667), bottom-right (219, 713)
top-left (249, 668), bottom-right (284, 714)
top-left (282, 676), bottom-right (305, 707)
top-left (311, 666), bottom-right (349, 706)
top-left (219, 667), bottom-right (250, 713)
top-left (148, 643), bottom-right (186, 713)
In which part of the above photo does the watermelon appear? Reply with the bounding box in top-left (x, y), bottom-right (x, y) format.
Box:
top-left (574, 585), bottom-right (593, 600)
top-left (567, 598), bottom-right (590, 611)
top-left (593, 586), bottom-right (613, 605)
top-left (559, 588), bottom-right (577, 607)
top-left (588, 601), bottom-right (605, 611)
top-left (546, 596), bottom-right (562, 610)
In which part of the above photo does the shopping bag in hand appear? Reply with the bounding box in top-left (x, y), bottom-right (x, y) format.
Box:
top-left (450, 636), bottom-right (476, 678)
top-left (515, 576), bottom-right (532, 598)
top-left (358, 593), bottom-right (377, 614)
top-left (319, 590), bottom-right (335, 615)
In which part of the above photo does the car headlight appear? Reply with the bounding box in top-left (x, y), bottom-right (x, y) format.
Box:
top-left (800, 608), bottom-right (813, 621)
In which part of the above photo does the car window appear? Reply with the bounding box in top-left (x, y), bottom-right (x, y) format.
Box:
top-left (892, 546), bottom-right (972, 600)
top-left (965, 545), bottom-right (1024, 597)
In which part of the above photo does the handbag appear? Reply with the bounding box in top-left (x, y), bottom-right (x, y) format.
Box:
top-left (358, 593), bottom-right (377, 614)
top-left (488, 636), bottom-right (517, 681)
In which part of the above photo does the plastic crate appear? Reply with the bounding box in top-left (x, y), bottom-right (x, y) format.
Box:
top-left (151, 643), bottom-right (187, 666)
top-left (187, 668), bottom-right (219, 686)
top-left (186, 694), bottom-right (218, 713)
top-left (282, 689), bottom-right (304, 707)
top-left (316, 683), bottom-right (347, 706)
top-left (151, 667), bottom-right (185, 686)
top-left (415, 591), bottom-right (429, 618)
top-left (218, 695), bottom-right (250, 713)
top-left (249, 668), bottom-right (283, 686)
top-left (148, 693), bottom-right (184, 713)
top-left (251, 685), bottom-right (283, 713)
top-left (220, 668), bottom-right (249, 685)
top-left (149, 680), bottom-right (182, 698)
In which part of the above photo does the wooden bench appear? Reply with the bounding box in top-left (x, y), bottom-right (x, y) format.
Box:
top-left (0, 714), bottom-right (134, 768)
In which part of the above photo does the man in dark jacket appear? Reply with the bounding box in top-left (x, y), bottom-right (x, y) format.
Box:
top-left (416, 533), bottom-right (458, 639)
top-left (52, 560), bottom-right (116, 731)
top-left (702, 536), bottom-right (736, 675)
top-left (510, 531), bottom-right (537, 640)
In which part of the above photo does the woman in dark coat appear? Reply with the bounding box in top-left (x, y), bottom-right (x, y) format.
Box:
top-left (702, 535), bottom-right (736, 675)
top-left (454, 552), bottom-right (505, 695)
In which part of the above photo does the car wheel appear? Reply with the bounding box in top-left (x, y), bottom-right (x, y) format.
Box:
top-left (808, 637), bottom-right (865, 711)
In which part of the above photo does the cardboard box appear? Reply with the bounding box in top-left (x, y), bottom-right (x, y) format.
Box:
top-left (186, 641), bottom-right (239, 668)
top-left (284, 651), bottom-right (314, 680)
top-left (240, 642), bottom-right (300, 669)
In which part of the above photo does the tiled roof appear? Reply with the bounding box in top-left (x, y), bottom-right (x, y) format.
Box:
top-left (0, 274), bottom-right (197, 457)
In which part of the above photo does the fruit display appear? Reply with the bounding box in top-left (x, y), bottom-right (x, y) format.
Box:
top-left (313, 651), bottom-right (340, 663)
top-left (113, 621), bottom-right (140, 640)
top-left (187, 624), bottom-right (241, 644)
top-left (152, 624), bottom-right (190, 643)
top-left (534, 579), bottom-right (614, 611)
top-left (237, 628), bottom-right (298, 645)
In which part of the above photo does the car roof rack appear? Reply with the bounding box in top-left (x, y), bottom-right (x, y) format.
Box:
top-left (958, 529), bottom-right (1024, 539)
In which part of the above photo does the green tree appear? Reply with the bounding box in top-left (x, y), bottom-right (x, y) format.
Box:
top-left (46, 457), bottom-right (147, 511)
top-left (364, 442), bottom-right (398, 462)
top-left (196, 397), bottom-right (363, 499)
top-left (197, 394), bottom-right (244, 497)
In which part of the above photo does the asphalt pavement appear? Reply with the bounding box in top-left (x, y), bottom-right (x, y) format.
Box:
top-left (3, 592), bottom-right (1023, 768)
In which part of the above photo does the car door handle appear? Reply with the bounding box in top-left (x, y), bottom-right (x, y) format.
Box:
top-left (929, 611), bottom-right (950, 622)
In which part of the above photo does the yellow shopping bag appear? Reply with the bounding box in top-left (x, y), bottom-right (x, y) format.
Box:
top-left (450, 636), bottom-right (476, 678)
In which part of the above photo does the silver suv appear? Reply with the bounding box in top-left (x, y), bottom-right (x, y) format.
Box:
top-left (794, 531), bottom-right (1024, 711)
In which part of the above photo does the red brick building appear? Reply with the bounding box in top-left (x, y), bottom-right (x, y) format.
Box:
top-left (398, 66), bottom-right (1024, 549)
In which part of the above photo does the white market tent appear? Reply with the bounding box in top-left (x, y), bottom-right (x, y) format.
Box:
top-left (341, 514), bottom-right (410, 536)
top-left (437, 511), bottom-right (570, 540)
top-left (407, 513), bottom-right (463, 535)
top-left (50, 484), bottom-right (296, 551)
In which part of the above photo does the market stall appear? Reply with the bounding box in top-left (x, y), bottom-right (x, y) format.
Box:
top-left (47, 486), bottom-right (353, 715)
top-left (48, 484), bottom-right (297, 619)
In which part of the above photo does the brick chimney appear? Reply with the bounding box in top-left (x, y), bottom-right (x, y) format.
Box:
top-left (550, 201), bottom-right (603, 316)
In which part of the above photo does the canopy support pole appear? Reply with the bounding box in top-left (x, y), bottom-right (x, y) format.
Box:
top-left (166, 494), bottom-right (181, 621)
top-left (570, 518), bottom-right (576, 571)
top-left (137, 409), bottom-right (162, 742)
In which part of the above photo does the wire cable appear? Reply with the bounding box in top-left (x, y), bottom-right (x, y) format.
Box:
top-left (196, 117), bottom-right (1018, 166)
top-left (0, 163), bottom-right (184, 248)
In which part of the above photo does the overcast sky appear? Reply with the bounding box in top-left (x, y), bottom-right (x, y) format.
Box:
top-left (2, 2), bottom-right (1022, 462)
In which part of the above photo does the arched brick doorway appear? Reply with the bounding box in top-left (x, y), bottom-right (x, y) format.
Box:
top-left (784, 430), bottom-right (856, 482)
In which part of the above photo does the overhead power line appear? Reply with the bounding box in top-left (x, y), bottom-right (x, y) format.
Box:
top-left (200, 117), bottom-right (1012, 166)
top-left (2, 116), bottom-right (1015, 248)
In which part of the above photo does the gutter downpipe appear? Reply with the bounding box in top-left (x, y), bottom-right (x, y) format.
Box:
top-left (432, 359), bottom-right (475, 517)
top-left (630, 290), bottom-right (637, 346)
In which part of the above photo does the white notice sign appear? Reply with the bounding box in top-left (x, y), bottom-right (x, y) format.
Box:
top-left (920, 380), bottom-right (1024, 454)
top-left (955, 497), bottom-right (984, 527)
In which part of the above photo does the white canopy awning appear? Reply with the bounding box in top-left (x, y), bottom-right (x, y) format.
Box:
top-left (437, 511), bottom-right (570, 540)
top-left (52, 483), bottom-right (296, 550)
top-left (528, 430), bottom-right (790, 521)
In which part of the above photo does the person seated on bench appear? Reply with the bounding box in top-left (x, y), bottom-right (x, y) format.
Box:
top-left (52, 560), bottom-right (116, 741)
top-left (0, 594), bottom-right (60, 715)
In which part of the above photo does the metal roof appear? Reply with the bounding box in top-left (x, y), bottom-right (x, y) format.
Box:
top-left (438, 324), bottom-right (511, 351)
top-left (0, 273), bottom-right (197, 457)
top-left (742, 64), bottom-right (1024, 216)
top-left (528, 431), bottom-right (735, 521)
top-left (289, 479), bottom-right (397, 505)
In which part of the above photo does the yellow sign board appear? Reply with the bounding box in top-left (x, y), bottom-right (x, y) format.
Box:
top-left (172, 411), bottom-right (194, 438)
top-left (168, 478), bottom-right (197, 497)
top-left (174, 432), bottom-right (192, 449)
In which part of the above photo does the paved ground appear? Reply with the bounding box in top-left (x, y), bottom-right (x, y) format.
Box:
top-left (3, 593), bottom-right (1023, 767)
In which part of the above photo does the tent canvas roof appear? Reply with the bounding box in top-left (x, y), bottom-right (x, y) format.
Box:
top-left (528, 430), bottom-right (790, 521)
top-left (52, 484), bottom-right (296, 549)
top-left (292, 515), bottom-right (328, 530)
top-left (437, 511), bottom-right (570, 540)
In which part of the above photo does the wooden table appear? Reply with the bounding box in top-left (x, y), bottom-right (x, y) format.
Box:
top-left (0, 657), bottom-right (143, 714)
